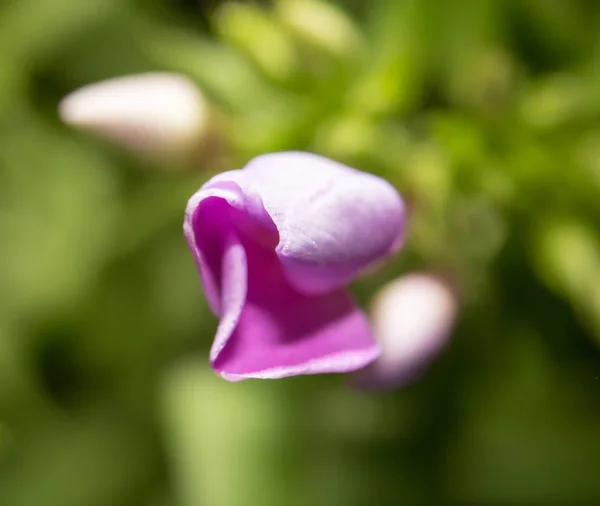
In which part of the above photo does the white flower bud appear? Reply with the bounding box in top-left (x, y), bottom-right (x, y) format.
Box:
top-left (59, 72), bottom-right (208, 164)
top-left (353, 273), bottom-right (458, 390)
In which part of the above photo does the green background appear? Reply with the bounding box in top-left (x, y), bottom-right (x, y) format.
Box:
top-left (2, 0), bottom-right (600, 504)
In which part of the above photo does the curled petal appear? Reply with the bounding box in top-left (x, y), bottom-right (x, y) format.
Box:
top-left (352, 273), bottom-right (458, 390)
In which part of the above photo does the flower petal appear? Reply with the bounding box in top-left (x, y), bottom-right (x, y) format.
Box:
top-left (202, 151), bottom-right (405, 294)
top-left (185, 184), bottom-right (380, 380)
top-left (184, 180), bottom-right (273, 315)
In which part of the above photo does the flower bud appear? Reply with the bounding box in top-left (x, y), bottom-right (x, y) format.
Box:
top-left (59, 72), bottom-right (209, 164)
top-left (353, 273), bottom-right (458, 390)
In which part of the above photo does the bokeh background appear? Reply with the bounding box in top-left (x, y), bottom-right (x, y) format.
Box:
top-left (2, 0), bottom-right (600, 505)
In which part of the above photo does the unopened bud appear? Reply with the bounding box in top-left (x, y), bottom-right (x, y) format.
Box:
top-left (353, 273), bottom-right (458, 390)
top-left (59, 73), bottom-right (209, 165)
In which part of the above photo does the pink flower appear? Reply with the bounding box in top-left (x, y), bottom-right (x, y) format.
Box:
top-left (353, 273), bottom-right (458, 390)
top-left (184, 152), bottom-right (405, 380)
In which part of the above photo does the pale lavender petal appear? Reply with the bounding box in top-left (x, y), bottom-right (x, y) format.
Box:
top-left (184, 177), bottom-right (380, 380)
top-left (352, 273), bottom-right (458, 390)
top-left (202, 151), bottom-right (405, 294)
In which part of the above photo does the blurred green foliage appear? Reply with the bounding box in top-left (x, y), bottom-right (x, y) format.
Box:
top-left (2, 0), bottom-right (600, 505)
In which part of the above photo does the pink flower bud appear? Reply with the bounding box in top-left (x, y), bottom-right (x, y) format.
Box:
top-left (184, 152), bottom-right (405, 381)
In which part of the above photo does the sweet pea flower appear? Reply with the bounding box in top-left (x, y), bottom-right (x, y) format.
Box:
top-left (59, 72), bottom-right (208, 163)
top-left (353, 273), bottom-right (458, 390)
top-left (184, 152), bottom-right (405, 381)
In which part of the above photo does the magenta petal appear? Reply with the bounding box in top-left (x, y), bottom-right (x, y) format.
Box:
top-left (185, 190), bottom-right (380, 381)
top-left (214, 231), bottom-right (379, 380)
